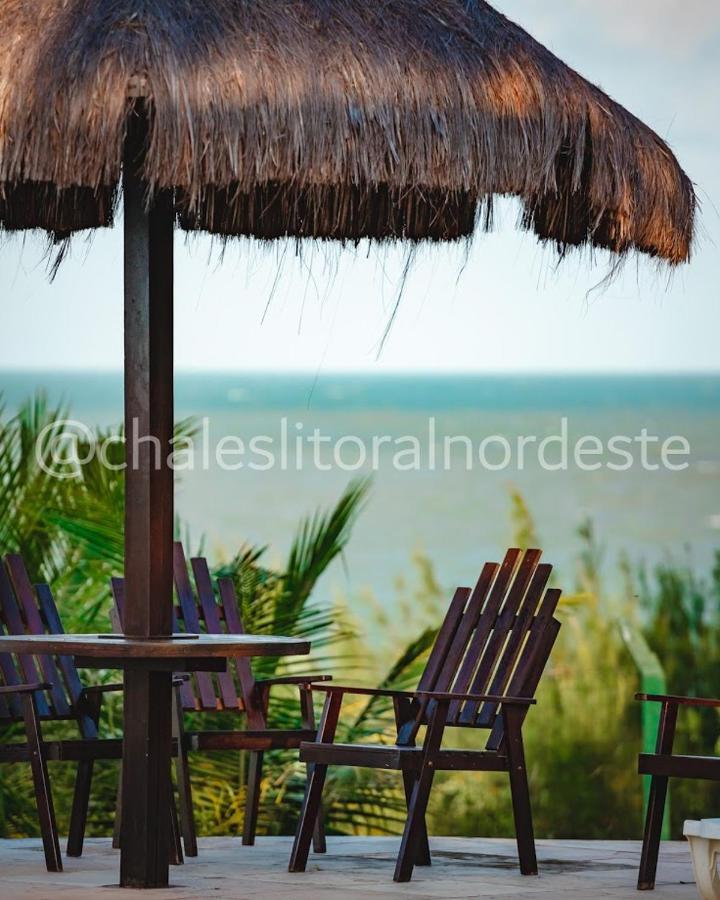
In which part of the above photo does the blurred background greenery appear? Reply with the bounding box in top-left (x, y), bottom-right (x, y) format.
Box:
top-left (0, 394), bottom-right (718, 843)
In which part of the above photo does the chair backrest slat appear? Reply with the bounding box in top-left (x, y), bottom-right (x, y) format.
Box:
top-left (217, 577), bottom-right (264, 728)
top-left (416, 587), bottom-right (471, 693)
top-left (430, 562), bottom-right (498, 695)
top-left (485, 591), bottom-right (561, 751)
top-left (34, 584), bottom-right (84, 705)
top-left (395, 549), bottom-right (561, 753)
top-left (172, 545), bottom-right (220, 710)
top-left (474, 562), bottom-right (553, 727)
top-left (4, 555), bottom-right (71, 717)
top-left (172, 544), bottom-right (257, 719)
top-left (447, 549), bottom-right (523, 721)
top-left (190, 557), bottom-right (240, 710)
top-left (34, 582), bottom-right (98, 737)
top-left (1, 554), bottom-right (100, 734)
top-left (0, 560), bottom-right (51, 716)
top-left (503, 586), bottom-right (562, 703)
top-left (398, 563), bottom-right (497, 745)
top-left (0, 616), bottom-right (23, 719)
top-left (458, 550), bottom-right (541, 719)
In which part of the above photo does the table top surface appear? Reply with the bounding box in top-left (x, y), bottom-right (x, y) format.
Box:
top-left (0, 633), bottom-right (310, 659)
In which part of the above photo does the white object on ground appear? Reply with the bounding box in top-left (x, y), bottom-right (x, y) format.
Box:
top-left (685, 819), bottom-right (720, 900)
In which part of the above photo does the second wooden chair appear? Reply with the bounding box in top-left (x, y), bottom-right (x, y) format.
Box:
top-left (111, 542), bottom-right (329, 852)
top-left (289, 548), bottom-right (562, 883)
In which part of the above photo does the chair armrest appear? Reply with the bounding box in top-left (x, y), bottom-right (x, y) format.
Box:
top-left (0, 683), bottom-right (50, 696)
top-left (255, 674), bottom-right (332, 688)
top-left (308, 683), bottom-right (535, 707)
top-left (636, 693), bottom-right (720, 709)
top-left (255, 675), bottom-right (332, 719)
top-left (81, 678), bottom-right (190, 695)
top-left (415, 690), bottom-right (536, 707)
top-left (82, 683), bottom-right (125, 695)
top-left (308, 684), bottom-right (415, 699)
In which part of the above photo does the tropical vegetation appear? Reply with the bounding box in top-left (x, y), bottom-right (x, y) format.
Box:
top-left (0, 396), bottom-right (718, 842)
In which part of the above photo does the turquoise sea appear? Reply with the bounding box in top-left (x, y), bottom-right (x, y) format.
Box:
top-left (2, 371), bottom-right (720, 609)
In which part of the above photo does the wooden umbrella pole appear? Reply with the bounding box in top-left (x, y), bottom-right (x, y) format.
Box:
top-left (120, 101), bottom-right (175, 889)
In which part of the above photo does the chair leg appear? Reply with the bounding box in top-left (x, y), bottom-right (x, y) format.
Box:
top-left (401, 770), bottom-right (431, 866)
top-left (503, 707), bottom-right (537, 876)
top-left (289, 763), bottom-right (329, 872)
top-left (21, 694), bottom-right (63, 873)
top-left (394, 765), bottom-right (436, 882)
top-left (507, 761), bottom-right (537, 875)
top-left (168, 788), bottom-right (184, 866)
top-left (67, 760), bottom-right (94, 857)
top-left (638, 701), bottom-right (677, 891)
top-left (67, 691), bottom-right (101, 858)
top-left (311, 774), bottom-right (327, 854)
top-left (299, 687), bottom-right (327, 855)
top-left (289, 691), bottom-right (342, 873)
top-left (112, 763), bottom-right (123, 849)
top-left (173, 692), bottom-right (198, 857)
top-left (638, 775), bottom-right (669, 891)
top-left (242, 751), bottom-right (264, 846)
top-left (394, 699), bottom-right (448, 883)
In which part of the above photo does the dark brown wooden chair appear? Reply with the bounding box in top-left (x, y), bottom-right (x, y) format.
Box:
top-left (1, 552), bottom-right (188, 868)
top-left (0, 553), bottom-right (125, 867)
top-left (110, 542), bottom-right (330, 851)
top-left (0, 673), bottom-right (63, 872)
top-left (289, 548), bottom-right (562, 883)
top-left (637, 692), bottom-right (720, 890)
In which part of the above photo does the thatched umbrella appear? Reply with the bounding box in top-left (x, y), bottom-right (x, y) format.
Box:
top-left (0, 0), bottom-right (694, 890)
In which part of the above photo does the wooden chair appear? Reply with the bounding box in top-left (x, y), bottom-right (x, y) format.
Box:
top-left (637, 692), bottom-right (720, 891)
top-left (0, 673), bottom-right (63, 872)
top-left (0, 553), bottom-right (125, 867)
top-left (110, 541), bottom-right (330, 851)
top-left (289, 548), bottom-right (562, 883)
top-left (0, 554), bottom-right (182, 871)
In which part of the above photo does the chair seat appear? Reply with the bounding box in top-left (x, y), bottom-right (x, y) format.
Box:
top-left (300, 741), bottom-right (508, 772)
top-left (0, 737), bottom-right (125, 764)
top-left (639, 753), bottom-right (720, 781)
top-left (186, 728), bottom-right (318, 752)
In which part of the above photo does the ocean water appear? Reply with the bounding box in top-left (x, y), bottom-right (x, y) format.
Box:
top-left (2, 371), bottom-right (719, 611)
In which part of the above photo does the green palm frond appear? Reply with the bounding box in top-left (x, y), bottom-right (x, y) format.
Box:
top-left (0, 393), bottom-right (72, 582)
top-left (48, 512), bottom-right (123, 568)
top-left (214, 479), bottom-right (369, 679)
top-left (347, 627), bottom-right (437, 738)
top-left (281, 477), bottom-right (370, 625)
top-left (48, 418), bottom-right (201, 564)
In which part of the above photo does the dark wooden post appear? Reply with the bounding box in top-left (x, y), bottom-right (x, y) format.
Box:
top-left (120, 102), bottom-right (175, 889)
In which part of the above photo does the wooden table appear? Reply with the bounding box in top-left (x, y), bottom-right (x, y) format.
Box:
top-left (0, 632), bottom-right (311, 887)
top-left (0, 633), bottom-right (311, 669)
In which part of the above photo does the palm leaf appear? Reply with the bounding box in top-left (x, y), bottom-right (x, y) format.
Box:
top-left (280, 477), bottom-right (370, 627)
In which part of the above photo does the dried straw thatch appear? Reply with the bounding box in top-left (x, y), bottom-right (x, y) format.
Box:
top-left (0, 0), bottom-right (695, 261)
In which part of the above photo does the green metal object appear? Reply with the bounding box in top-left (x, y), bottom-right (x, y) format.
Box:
top-left (618, 621), bottom-right (670, 840)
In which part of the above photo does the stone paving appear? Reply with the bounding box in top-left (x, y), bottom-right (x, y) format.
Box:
top-left (0, 837), bottom-right (698, 899)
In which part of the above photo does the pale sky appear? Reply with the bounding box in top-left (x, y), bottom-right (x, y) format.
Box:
top-left (1, 0), bottom-right (718, 373)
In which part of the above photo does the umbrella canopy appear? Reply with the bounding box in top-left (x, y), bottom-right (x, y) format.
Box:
top-left (0, 0), bottom-right (695, 261)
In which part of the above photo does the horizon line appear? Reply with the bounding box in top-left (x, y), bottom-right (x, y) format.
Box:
top-left (1, 367), bottom-right (720, 378)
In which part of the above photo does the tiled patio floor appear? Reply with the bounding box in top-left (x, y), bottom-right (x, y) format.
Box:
top-left (0, 836), bottom-right (698, 899)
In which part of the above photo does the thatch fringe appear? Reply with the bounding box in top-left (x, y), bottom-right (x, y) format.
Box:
top-left (0, 1), bottom-right (695, 261)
